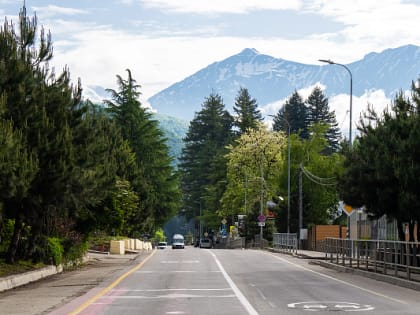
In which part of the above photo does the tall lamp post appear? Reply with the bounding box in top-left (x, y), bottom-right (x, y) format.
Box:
top-left (318, 59), bottom-right (353, 148)
top-left (270, 115), bottom-right (291, 234)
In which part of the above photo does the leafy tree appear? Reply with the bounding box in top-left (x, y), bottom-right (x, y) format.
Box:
top-left (179, 93), bottom-right (233, 234)
top-left (233, 87), bottom-right (262, 135)
top-left (104, 70), bottom-right (180, 234)
top-left (221, 123), bottom-right (285, 237)
top-left (273, 90), bottom-right (309, 139)
top-left (339, 78), bottom-right (420, 241)
top-left (306, 86), bottom-right (341, 153)
top-left (295, 124), bottom-right (344, 228)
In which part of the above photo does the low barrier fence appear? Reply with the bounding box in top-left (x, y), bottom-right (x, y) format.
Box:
top-left (227, 237), bottom-right (246, 249)
top-left (272, 233), bottom-right (298, 254)
top-left (325, 238), bottom-right (420, 282)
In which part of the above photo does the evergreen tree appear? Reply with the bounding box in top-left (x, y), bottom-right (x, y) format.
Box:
top-left (0, 5), bottom-right (122, 263)
top-left (339, 77), bottom-right (420, 241)
top-left (273, 91), bottom-right (309, 139)
top-left (306, 87), bottom-right (341, 153)
top-left (104, 70), bottom-right (180, 234)
top-left (233, 87), bottom-right (262, 135)
top-left (179, 93), bottom-right (233, 232)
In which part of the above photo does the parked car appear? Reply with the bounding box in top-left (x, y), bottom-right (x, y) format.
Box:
top-left (172, 234), bottom-right (185, 249)
top-left (199, 238), bottom-right (212, 248)
top-left (157, 241), bottom-right (167, 249)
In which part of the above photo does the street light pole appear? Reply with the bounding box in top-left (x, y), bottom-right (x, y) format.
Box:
top-left (319, 59), bottom-right (353, 148)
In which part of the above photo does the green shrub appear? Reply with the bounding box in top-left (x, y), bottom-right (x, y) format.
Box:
top-left (47, 237), bottom-right (64, 266)
top-left (0, 219), bottom-right (15, 253)
top-left (63, 239), bottom-right (89, 266)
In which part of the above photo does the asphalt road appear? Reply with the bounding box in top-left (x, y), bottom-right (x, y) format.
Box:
top-left (1, 248), bottom-right (420, 314)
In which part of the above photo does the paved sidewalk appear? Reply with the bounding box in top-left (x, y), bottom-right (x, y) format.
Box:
top-left (0, 251), bottom-right (151, 315)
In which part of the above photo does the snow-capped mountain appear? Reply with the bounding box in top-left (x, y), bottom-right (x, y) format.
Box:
top-left (148, 45), bottom-right (420, 121)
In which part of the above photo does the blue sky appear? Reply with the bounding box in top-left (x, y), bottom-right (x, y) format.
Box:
top-left (2, 0), bottom-right (420, 115)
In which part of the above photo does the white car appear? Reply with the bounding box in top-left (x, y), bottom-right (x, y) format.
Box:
top-left (199, 238), bottom-right (212, 248)
top-left (157, 242), bottom-right (167, 249)
top-left (172, 234), bottom-right (185, 249)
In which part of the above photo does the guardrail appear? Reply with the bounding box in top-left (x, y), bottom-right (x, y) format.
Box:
top-left (325, 238), bottom-right (420, 282)
top-left (272, 233), bottom-right (298, 254)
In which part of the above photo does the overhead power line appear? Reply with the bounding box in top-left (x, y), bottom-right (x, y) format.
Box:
top-left (300, 164), bottom-right (336, 186)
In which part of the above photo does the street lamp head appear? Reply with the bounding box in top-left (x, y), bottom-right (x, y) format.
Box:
top-left (319, 59), bottom-right (335, 65)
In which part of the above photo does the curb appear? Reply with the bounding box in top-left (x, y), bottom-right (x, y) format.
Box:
top-left (0, 264), bottom-right (63, 293)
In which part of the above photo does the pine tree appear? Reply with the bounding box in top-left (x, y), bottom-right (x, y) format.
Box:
top-left (306, 86), bottom-right (341, 153)
top-left (179, 93), bottom-right (233, 231)
top-left (273, 91), bottom-right (308, 139)
top-left (339, 77), bottom-right (420, 241)
top-left (1, 5), bottom-right (122, 263)
top-left (104, 70), bottom-right (180, 233)
top-left (233, 87), bottom-right (262, 135)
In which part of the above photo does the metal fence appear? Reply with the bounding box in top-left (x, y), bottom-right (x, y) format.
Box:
top-left (325, 238), bottom-right (420, 282)
top-left (272, 233), bottom-right (298, 254)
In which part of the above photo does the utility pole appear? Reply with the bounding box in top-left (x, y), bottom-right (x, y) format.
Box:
top-left (260, 155), bottom-right (264, 248)
top-left (298, 163), bottom-right (303, 249)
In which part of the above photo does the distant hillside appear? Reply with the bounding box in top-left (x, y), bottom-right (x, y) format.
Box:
top-left (153, 113), bottom-right (188, 167)
top-left (148, 45), bottom-right (420, 120)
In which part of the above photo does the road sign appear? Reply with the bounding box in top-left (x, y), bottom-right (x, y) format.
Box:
top-left (258, 222), bottom-right (265, 227)
top-left (339, 201), bottom-right (355, 216)
top-left (257, 214), bottom-right (266, 222)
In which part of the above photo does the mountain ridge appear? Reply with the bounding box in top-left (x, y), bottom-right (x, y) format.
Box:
top-left (148, 44), bottom-right (420, 121)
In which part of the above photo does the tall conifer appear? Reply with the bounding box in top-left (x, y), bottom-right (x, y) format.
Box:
top-left (233, 87), bottom-right (262, 135)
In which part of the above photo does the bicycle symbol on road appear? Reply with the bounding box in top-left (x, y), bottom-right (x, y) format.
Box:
top-left (288, 301), bottom-right (374, 312)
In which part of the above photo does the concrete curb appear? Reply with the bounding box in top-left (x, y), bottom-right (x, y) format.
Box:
top-left (0, 264), bottom-right (63, 293)
top-left (316, 260), bottom-right (420, 291)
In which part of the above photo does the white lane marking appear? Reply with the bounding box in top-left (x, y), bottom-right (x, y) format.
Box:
top-left (166, 312), bottom-right (185, 314)
top-left (99, 294), bottom-right (236, 299)
top-left (209, 251), bottom-right (259, 315)
top-left (256, 288), bottom-right (267, 301)
top-left (112, 288), bottom-right (232, 292)
top-left (266, 252), bottom-right (407, 305)
top-left (160, 260), bottom-right (200, 263)
top-left (135, 270), bottom-right (221, 274)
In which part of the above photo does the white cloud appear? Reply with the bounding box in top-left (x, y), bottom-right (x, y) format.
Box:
top-left (32, 5), bottom-right (87, 18)
top-left (26, 0), bottom-right (418, 107)
top-left (308, 0), bottom-right (420, 47)
top-left (330, 89), bottom-right (392, 140)
top-left (140, 0), bottom-right (302, 14)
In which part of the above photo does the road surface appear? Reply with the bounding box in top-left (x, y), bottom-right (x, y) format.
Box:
top-left (50, 247), bottom-right (420, 315)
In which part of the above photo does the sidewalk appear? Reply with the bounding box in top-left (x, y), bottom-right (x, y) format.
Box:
top-left (0, 251), bottom-right (150, 315)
